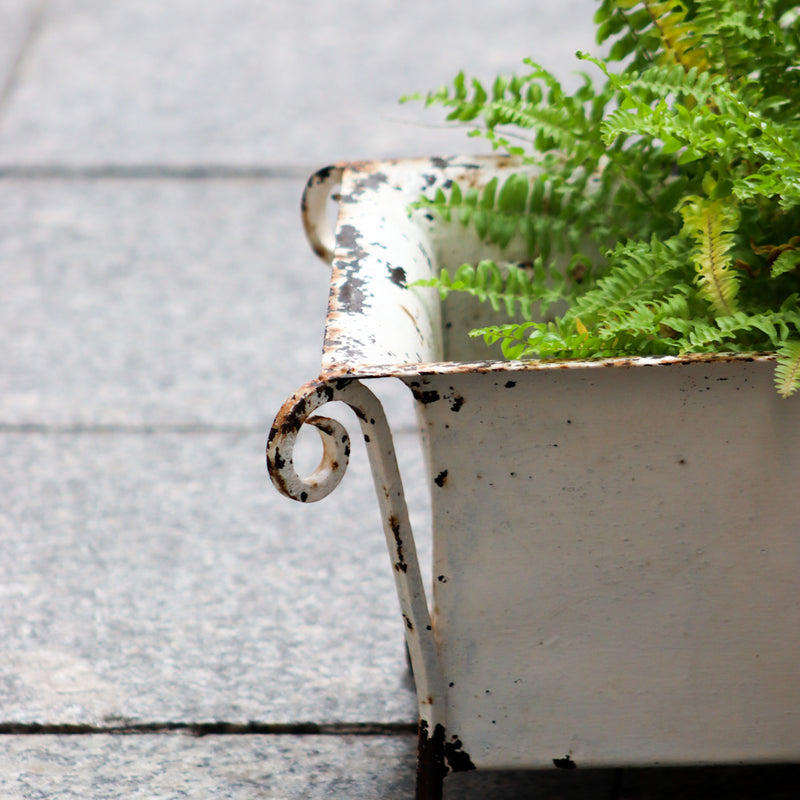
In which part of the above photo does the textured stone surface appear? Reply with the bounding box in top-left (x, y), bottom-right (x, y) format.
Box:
top-left (0, 734), bottom-right (418, 799)
top-left (0, 426), bottom-right (431, 725)
top-left (0, 178), bottom-right (324, 427)
top-left (0, 177), bottom-right (420, 430)
top-left (0, 0), bottom-right (600, 166)
top-left (4, 735), bottom-right (795, 800)
top-left (2, 0), bottom-right (798, 796)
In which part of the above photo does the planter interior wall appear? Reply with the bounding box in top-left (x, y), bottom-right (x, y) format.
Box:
top-left (268, 157), bottom-right (800, 797)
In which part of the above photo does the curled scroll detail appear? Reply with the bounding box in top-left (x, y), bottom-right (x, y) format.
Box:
top-left (267, 377), bottom-right (446, 729)
top-left (300, 164), bottom-right (344, 265)
top-left (267, 380), bottom-right (351, 503)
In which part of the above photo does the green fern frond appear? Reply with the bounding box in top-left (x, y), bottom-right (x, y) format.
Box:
top-left (596, 0), bottom-right (710, 72)
top-left (407, 0), bottom-right (800, 397)
top-left (680, 196), bottom-right (740, 316)
top-left (415, 177), bottom-right (524, 248)
top-left (639, 0), bottom-right (709, 71)
top-left (664, 308), bottom-right (800, 351)
top-left (771, 248), bottom-right (800, 277)
top-left (627, 63), bottom-right (725, 106)
top-left (775, 340), bottom-right (800, 397)
top-left (415, 172), bottom-right (599, 258)
top-left (413, 259), bottom-right (566, 320)
top-left (567, 236), bottom-right (689, 323)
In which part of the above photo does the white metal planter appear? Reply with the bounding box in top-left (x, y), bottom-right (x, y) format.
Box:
top-left (267, 157), bottom-right (800, 799)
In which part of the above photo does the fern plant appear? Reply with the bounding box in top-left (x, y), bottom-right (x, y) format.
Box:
top-left (405, 0), bottom-right (800, 396)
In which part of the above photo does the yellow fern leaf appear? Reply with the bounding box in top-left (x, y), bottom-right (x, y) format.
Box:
top-left (680, 196), bottom-right (740, 316)
top-left (775, 341), bottom-right (800, 398)
top-left (640, 0), bottom-right (710, 72)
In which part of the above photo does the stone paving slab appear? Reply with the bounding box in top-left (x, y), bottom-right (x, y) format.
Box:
top-left (4, 734), bottom-right (796, 800)
top-left (0, 176), bottom-right (421, 430)
top-left (0, 732), bottom-right (620, 800)
top-left (0, 177), bottom-right (336, 428)
top-left (0, 0), bottom-right (600, 167)
top-left (0, 733), bottom-right (418, 799)
top-left (0, 427), bottom-right (431, 725)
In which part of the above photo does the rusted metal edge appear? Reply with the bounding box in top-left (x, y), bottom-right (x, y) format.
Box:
top-left (267, 378), bottom-right (447, 736)
top-left (303, 159), bottom-right (779, 378)
top-left (300, 157), bottom-right (498, 268)
top-left (301, 165), bottom-right (346, 265)
top-left (315, 351), bottom-right (775, 382)
top-left (416, 719), bottom-right (477, 800)
top-left (267, 378), bottom-right (352, 504)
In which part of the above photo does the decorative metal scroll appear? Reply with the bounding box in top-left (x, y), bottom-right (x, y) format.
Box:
top-left (267, 378), bottom-right (446, 729)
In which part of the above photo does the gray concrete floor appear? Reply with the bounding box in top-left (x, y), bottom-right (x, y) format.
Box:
top-left (0, 1), bottom-right (797, 797)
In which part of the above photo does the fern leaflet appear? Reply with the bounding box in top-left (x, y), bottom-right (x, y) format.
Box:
top-left (775, 340), bottom-right (800, 397)
top-left (680, 197), bottom-right (740, 316)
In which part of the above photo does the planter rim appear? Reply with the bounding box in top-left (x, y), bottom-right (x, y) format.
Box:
top-left (304, 156), bottom-right (778, 381)
top-left (317, 349), bottom-right (775, 382)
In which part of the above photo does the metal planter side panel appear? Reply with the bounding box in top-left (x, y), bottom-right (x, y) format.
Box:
top-left (408, 360), bottom-right (800, 770)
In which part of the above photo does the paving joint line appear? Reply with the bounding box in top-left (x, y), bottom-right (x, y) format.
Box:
top-left (0, 423), bottom-right (264, 435)
top-left (0, 164), bottom-right (316, 180)
top-left (0, 422), bottom-right (423, 437)
top-left (0, 721), bottom-right (418, 737)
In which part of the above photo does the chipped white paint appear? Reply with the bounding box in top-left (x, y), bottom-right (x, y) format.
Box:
top-left (272, 157), bottom-right (800, 793)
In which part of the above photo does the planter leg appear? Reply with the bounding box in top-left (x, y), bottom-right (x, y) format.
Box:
top-left (268, 377), bottom-right (449, 787)
top-left (415, 719), bottom-right (447, 800)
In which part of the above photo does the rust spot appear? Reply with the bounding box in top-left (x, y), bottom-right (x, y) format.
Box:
top-left (339, 170), bottom-right (389, 202)
top-left (269, 468), bottom-right (290, 497)
top-left (449, 394), bottom-right (464, 412)
top-left (434, 470), bottom-right (448, 488)
top-left (553, 755), bottom-right (577, 770)
top-left (337, 276), bottom-right (368, 313)
top-left (319, 384), bottom-right (335, 403)
top-left (389, 515), bottom-right (408, 573)
top-left (311, 165), bottom-right (336, 185)
top-left (388, 264), bottom-right (407, 287)
top-left (334, 225), bottom-right (370, 312)
top-left (445, 737), bottom-right (476, 773)
top-left (411, 387), bottom-right (441, 404)
top-left (417, 720), bottom-right (448, 798)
